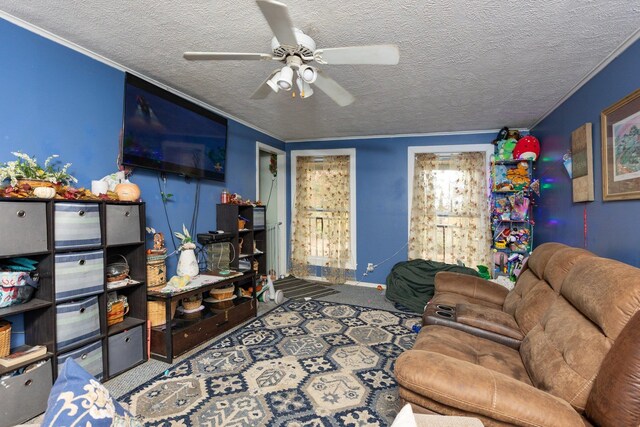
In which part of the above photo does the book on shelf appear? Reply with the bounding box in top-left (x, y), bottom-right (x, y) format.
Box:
top-left (0, 344), bottom-right (47, 368)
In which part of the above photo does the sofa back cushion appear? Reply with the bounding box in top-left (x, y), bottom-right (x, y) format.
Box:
top-left (503, 242), bottom-right (568, 319)
top-left (520, 256), bottom-right (640, 412)
top-left (585, 311), bottom-right (640, 427)
top-left (543, 247), bottom-right (595, 293)
top-left (503, 242), bottom-right (567, 311)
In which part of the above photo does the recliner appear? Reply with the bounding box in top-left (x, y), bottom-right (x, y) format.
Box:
top-left (424, 243), bottom-right (594, 348)
top-left (395, 246), bottom-right (640, 426)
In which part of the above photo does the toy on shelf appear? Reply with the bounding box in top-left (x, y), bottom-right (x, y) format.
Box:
top-left (493, 161), bottom-right (531, 192)
top-left (490, 129), bottom-right (537, 281)
top-left (496, 138), bottom-right (518, 160)
top-left (513, 135), bottom-right (540, 161)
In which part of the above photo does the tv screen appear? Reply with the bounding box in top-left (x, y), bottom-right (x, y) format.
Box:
top-left (121, 73), bottom-right (228, 181)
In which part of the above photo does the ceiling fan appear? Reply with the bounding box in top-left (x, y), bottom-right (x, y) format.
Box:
top-left (183, 0), bottom-right (400, 106)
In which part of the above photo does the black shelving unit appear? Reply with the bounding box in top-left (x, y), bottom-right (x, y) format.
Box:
top-left (0, 198), bottom-right (148, 426)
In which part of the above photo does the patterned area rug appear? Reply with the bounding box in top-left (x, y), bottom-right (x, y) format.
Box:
top-left (121, 300), bottom-right (420, 426)
top-left (273, 276), bottom-right (341, 299)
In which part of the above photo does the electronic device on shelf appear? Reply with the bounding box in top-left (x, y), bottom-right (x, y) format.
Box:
top-left (121, 73), bottom-right (228, 182)
top-left (196, 232), bottom-right (235, 245)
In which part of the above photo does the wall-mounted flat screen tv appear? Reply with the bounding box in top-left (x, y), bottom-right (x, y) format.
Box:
top-left (121, 73), bottom-right (228, 181)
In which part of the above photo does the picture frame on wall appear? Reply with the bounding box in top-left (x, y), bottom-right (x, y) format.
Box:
top-left (571, 123), bottom-right (594, 202)
top-left (601, 87), bottom-right (640, 201)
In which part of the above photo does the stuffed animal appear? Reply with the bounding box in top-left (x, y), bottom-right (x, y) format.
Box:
top-left (492, 127), bottom-right (509, 145)
top-left (507, 129), bottom-right (521, 141)
top-left (497, 138), bottom-right (517, 160)
top-left (506, 162), bottom-right (530, 190)
top-left (513, 135), bottom-right (540, 160)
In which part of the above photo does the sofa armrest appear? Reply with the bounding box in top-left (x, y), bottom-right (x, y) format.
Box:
top-left (395, 350), bottom-right (586, 427)
top-left (434, 272), bottom-right (509, 306)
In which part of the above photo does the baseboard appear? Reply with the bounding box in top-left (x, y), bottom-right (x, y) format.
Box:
top-left (301, 275), bottom-right (385, 289)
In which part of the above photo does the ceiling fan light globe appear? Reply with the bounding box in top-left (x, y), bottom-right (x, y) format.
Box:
top-left (277, 66), bottom-right (294, 91)
top-left (299, 65), bottom-right (317, 83)
top-left (296, 78), bottom-right (314, 99)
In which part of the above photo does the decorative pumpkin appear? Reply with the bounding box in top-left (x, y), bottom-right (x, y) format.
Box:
top-left (33, 186), bottom-right (56, 199)
top-left (513, 135), bottom-right (540, 161)
top-left (115, 181), bottom-right (141, 201)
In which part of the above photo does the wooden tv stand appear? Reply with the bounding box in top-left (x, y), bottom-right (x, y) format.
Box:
top-left (148, 270), bottom-right (256, 363)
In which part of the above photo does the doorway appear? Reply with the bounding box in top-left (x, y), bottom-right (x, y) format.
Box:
top-left (256, 142), bottom-right (286, 278)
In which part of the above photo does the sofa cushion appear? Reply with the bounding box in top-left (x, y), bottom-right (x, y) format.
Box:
top-left (395, 349), bottom-right (586, 427)
top-left (543, 247), bottom-right (595, 293)
top-left (432, 272), bottom-right (508, 309)
top-left (562, 257), bottom-right (640, 341)
top-left (502, 242), bottom-right (569, 316)
top-left (42, 359), bottom-right (142, 427)
top-left (524, 242), bottom-right (569, 278)
top-left (412, 325), bottom-right (531, 383)
top-left (585, 311), bottom-right (640, 427)
top-left (520, 297), bottom-right (612, 412)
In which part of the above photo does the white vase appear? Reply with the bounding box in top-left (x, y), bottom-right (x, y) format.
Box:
top-left (177, 249), bottom-right (199, 277)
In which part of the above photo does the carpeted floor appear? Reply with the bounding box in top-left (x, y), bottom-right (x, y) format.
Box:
top-left (273, 276), bottom-right (341, 299)
top-left (119, 299), bottom-right (420, 426)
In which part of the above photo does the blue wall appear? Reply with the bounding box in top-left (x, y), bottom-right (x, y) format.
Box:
top-left (531, 38), bottom-right (640, 266)
top-left (286, 134), bottom-right (495, 284)
top-left (0, 18), bottom-right (283, 346)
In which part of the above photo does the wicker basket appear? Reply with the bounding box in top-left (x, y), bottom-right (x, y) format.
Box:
top-left (107, 297), bottom-right (129, 326)
top-left (210, 284), bottom-right (235, 300)
top-left (148, 300), bottom-right (178, 327)
top-left (147, 255), bottom-right (167, 290)
top-left (182, 297), bottom-right (202, 311)
top-left (0, 320), bottom-right (10, 357)
top-left (106, 255), bottom-right (130, 283)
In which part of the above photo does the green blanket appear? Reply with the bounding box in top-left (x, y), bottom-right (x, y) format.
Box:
top-left (385, 259), bottom-right (479, 314)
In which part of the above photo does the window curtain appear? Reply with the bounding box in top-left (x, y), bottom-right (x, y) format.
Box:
top-left (409, 152), bottom-right (491, 269)
top-left (290, 155), bottom-right (353, 284)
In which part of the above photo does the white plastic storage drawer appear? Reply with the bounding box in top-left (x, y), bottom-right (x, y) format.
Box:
top-left (0, 359), bottom-right (52, 427)
top-left (108, 325), bottom-right (143, 377)
top-left (56, 296), bottom-right (101, 350)
top-left (0, 201), bottom-right (48, 256)
top-left (106, 204), bottom-right (141, 245)
top-left (54, 249), bottom-right (104, 302)
top-left (54, 202), bottom-right (102, 249)
top-left (57, 340), bottom-right (103, 381)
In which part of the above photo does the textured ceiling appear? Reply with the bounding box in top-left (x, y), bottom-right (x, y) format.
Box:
top-left (1, 1), bottom-right (640, 141)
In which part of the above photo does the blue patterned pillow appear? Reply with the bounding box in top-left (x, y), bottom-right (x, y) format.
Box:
top-left (42, 358), bottom-right (142, 427)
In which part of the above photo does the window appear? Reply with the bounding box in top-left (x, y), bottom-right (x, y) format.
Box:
top-left (290, 149), bottom-right (356, 283)
top-left (408, 145), bottom-right (493, 269)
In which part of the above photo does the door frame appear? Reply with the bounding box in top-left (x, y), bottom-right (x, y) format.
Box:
top-left (256, 142), bottom-right (287, 277)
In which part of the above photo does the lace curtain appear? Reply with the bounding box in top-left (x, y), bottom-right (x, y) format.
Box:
top-left (409, 151), bottom-right (491, 269)
top-left (290, 155), bottom-right (353, 284)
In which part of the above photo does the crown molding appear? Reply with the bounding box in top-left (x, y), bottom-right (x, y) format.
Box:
top-left (285, 128), bottom-right (529, 143)
top-left (1, 12), bottom-right (284, 143)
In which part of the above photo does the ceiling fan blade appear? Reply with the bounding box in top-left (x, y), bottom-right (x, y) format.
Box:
top-left (314, 44), bottom-right (400, 65)
top-left (313, 70), bottom-right (354, 106)
top-left (184, 52), bottom-right (273, 61)
top-left (256, 0), bottom-right (298, 47)
top-left (250, 70), bottom-right (280, 99)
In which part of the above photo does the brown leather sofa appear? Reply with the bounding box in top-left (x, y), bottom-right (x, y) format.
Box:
top-left (394, 244), bottom-right (640, 426)
top-left (423, 243), bottom-right (595, 348)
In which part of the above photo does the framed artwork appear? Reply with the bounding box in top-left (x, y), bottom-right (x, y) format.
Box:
top-left (601, 87), bottom-right (640, 201)
top-left (571, 123), bottom-right (594, 202)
